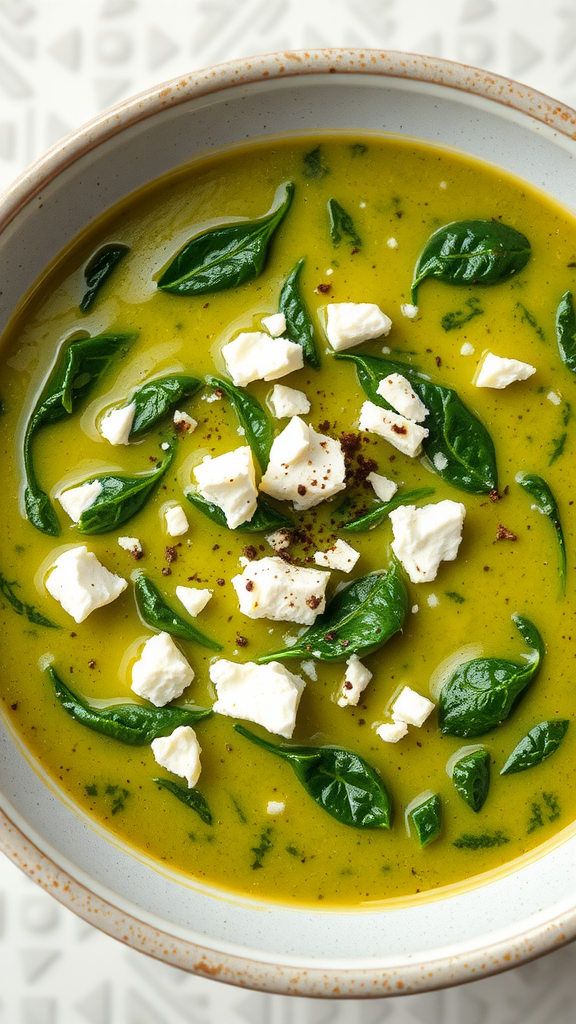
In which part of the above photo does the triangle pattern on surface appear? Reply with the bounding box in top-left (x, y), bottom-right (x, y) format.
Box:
top-left (74, 982), bottom-right (112, 1024)
top-left (148, 28), bottom-right (179, 70)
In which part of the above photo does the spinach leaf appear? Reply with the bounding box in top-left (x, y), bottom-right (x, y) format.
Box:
top-left (185, 491), bottom-right (293, 533)
top-left (153, 777), bottom-right (213, 825)
top-left (259, 564), bottom-right (407, 664)
top-left (500, 720), bottom-right (569, 775)
top-left (130, 374), bottom-right (202, 436)
top-left (411, 220), bottom-right (531, 303)
top-left (440, 296), bottom-right (483, 332)
top-left (339, 486), bottom-right (435, 533)
top-left (516, 472), bottom-right (566, 595)
top-left (76, 444), bottom-right (174, 534)
top-left (327, 198), bottom-right (361, 248)
top-left (134, 575), bottom-right (222, 651)
top-left (337, 352), bottom-right (497, 494)
top-left (234, 724), bottom-right (392, 830)
top-left (451, 748), bottom-right (490, 812)
top-left (439, 615), bottom-right (544, 738)
top-left (279, 258), bottom-right (320, 368)
top-left (556, 291), bottom-right (576, 374)
top-left (47, 666), bottom-right (211, 745)
top-left (80, 243), bottom-right (130, 312)
top-left (24, 332), bottom-right (134, 536)
top-left (407, 793), bottom-right (441, 847)
top-left (0, 570), bottom-right (59, 628)
top-left (302, 146), bottom-right (329, 179)
top-left (157, 181), bottom-right (294, 296)
top-left (206, 375), bottom-right (273, 471)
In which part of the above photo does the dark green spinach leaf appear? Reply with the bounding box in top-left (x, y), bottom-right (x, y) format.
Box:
top-left (516, 472), bottom-right (566, 595)
top-left (134, 575), bottom-right (222, 651)
top-left (80, 243), bottom-right (130, 312)
top-left (327, 198), bottom-right (361, 248)
top-left (339, 486), bottom-right (435, 533)
top-left (279, 258), bottom-right (320, 368)
top-left (206, 375), bottom-right (273, 471)
top-left (185, 490), bottom-right (293, 533)
top-left (408, 793), bottom-right (441, 847)
top-left (153, 777), bottom-right (213, 825)
top-left (556, 291), bottom-right (576, 374)
top-left (75, 444), bottom-right (174, 534)
top-left (302, 146), bottom-right (329, 179)
top-left (451, 748), bottom-right (490, 812)
top-left (129, 374), bottom-right (202, 436)
top-left (500, 720), bottom-right (569, 775)
top-left (0, 570), bottom-right (59, 628)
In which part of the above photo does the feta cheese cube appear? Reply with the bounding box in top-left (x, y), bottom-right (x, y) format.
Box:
top-left (222, 331), bottom-right (303, 386)
top-left (151, 726), bottom-right (201, 788)
top-left (118, 536), bottom-right (143, 559)
top-left (57, 480), bottom-right (102, 523)
top-left (175, 586), bottom-right (212, 617)
top-left (232, 556), bottom-right (329, 625)
top-left (401, 303), bottom-right (419, 320)
top-left (427, 593), bottom-right (439, 608)
top-left (131, 632), bottom-right (194, 707)
top-left (45, 545), bottom-right (127, 623)
top-left (300, 659), bottom-right (317, 681)
top-left (260, 417), bottom-right (346, 511)
top-left (325, 302), bottom-right (392, 351)
top-left (389, 499), bottom-right (466, 584)
top-left (460, 342), bottom-right (475, 356)
top-left (267, 800), bottom-right (285, 814)
top-left (265, 528), bottom-right (292, 552)
top-left (210, 659), bottom-right (305, 738)
top-left (376, 373), bottom-right (428, 423)
top-left (376, 721), bottom-right (409, 743)
top-left (366, 472), bottom-right (398, 503)
top-left (164, 504), bottom-right (189, 537)
top-left (99, 402), bottom-right (135, 445)
top-left (173, 409), bottom-right (197, 434)
top-left (359, 401), bottom-right (429, 458)
top-left (193, 446), bottom-right (258, 529)
top-left (262, 312), bottom-right (287, 337)
top-left (392, 686), bottom-right (435, 728)
top-left (270, 384), bottom-right (311, 418)
top-left (337, 655), bottom-right (373, 707)
top-left (433, 452), bottom-right (449, 472)
top-left (475, 352), bottom-right (536, 389)
top-left (314, 538), bottom-right (360, 573)
top-left (547, 391), bottom-right (561, 406)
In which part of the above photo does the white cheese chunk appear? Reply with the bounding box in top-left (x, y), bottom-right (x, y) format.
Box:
top-left (337, 655), bottom-right (373, 707)
top-left (270, 384), bottom-right (311, 418)
top-left (460, 342), bottom-right (475, 356)
top-left (131, 632), bottom-right (194, 707)
top-left (210, 659), bottom-right (305, 738)
top-left (325, 302), bottom-right (392, 351)
top-left (392, 686), bottom-right (435, 728)
top-left (267, 800), bottom-right (285, 814)
top-left (222, 331), bottom-right (303, 386)
top-left (389, 499), bottom-right (466, 584)
top-left (262, 312), bottom-right (287, 337)
top-left (175, 586), bottom-right (212, 617)
top-left (232, 556), bottom-right (328, 625)
top-left (151, 726), bottom-right (201, 788)
top-left (164, 504), bottom-right (189, 537)
top-left (45, 545), bottom-right (127, 624)
top-left (193, 446), bottom-right (258, 529)
top-left (57, 480), bottom-right (103, 523)
top-left (314, 538), bottom-right (360, 573)
top-left (359, 401), bottom-right (429, 458)
top-left (400, 303), bottom-right (419, 320)
top-left (366, 472), bottom-right (398, 503)
top-left (475, 352), bottom-right (536, 389)
top-left (376, 721), bottom-right (409, 743)
top-left (260, 417), bottom-right (346, 511)
top-left (117, 536), bottom-right (143, 558)
top-left (99, 402), bottom-right (135, 445)
top-left (173, 409), bottom-right (197, 433)
top-left (547, 390), bottom-right (561, 406)
top-left (376, 373), bottom-right (428, 423)
top-left (265, 528), bottom-right (292, 552)
top-left (386, 237), bottom-right (398, 249)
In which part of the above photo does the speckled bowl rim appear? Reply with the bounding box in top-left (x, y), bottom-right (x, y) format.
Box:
top-left (1, 48), bottom-right (576, 997)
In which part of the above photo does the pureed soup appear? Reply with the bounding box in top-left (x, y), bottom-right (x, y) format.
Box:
top-left (1, 134), bottom-right (576, 908)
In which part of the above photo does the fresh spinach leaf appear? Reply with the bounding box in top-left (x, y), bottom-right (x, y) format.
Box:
top-left (440, 296), bottom-right (483, 332)
top-left (0, 571), bottom-right (59, 628)
top-left (129, 374), bottom-right (202, 436)
top-left (279, 258), bottom-right (320, 368)
top-left (439, 615), bottom-right (544, 737)
top-left (153, 777), bottom-right (212, 825)
top-left (80, 243), bottom-right (130, 312)
top-left (234, 725), bottom-right (392, 830)
top-left (337, 352), bottom-right (497, 494)
top-left (407, 793), bottom-right (441, 847)
top-left (259, 564), bottom-right (407, 664)
top-left (302, 146), bottom-right (329, 179)
top-left (516, 472), bottom-right (566, 595)
top-left (206, 375), bottom-right (273, 471)
top-left (75, 444), bottom-right (175, 534)
top-left (556, 291), bottom-right (576, 374)
top-left (411, 219), bottom-right (531, 303)
top-left (451, 748), bottom-right (490, 812)
top-left (453, 831), bottom-right (509, 849)
top-left (327, 198), bottom-right (361, 248)
top-left (134, 575), bottom-right (222, 651)
top-left (185, 491), bottom-right (293, 533)
top-left (47, 666), bottom-right (211, 744)
top-left (157, 181), bottom-right (294, 295)
top-left (500, 720), bottom-right (569, 775)
top-left (339, 486), bottom-right (435, 533)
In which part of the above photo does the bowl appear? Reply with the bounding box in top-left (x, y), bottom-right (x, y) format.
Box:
top-left (1, 49), bottom-right (576, 998)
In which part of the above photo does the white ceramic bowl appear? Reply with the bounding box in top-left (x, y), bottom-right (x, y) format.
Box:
top-left (2, 50), bottom-right (576, 997)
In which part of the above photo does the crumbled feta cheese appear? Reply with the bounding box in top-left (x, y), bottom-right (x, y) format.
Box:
top-left (160, 441), bottom-right (170, 450)
top-left (151, 726), bottom-right (201, 788)
top-left (222, 331), bottom-right (303, 386)
top-left (238, 556), bottom-right (250, 568)
top-left (270, 384), bottom-right (311, 418)
top-left (337, 655), bottom-right (373, 707)
top-left (131, 632), bottom-right (194, 707)
top-left (366, 472), bottom-right (398, 503)
top-left (376, 373), bottom-right (428, 423)
top-left (427, 593), bottom-right (439, 608)
top-left (265, 528), bottom-right (292, 552)
top-left (300, 659), bottom-right (317, 681)
top-left (359, 401), bottom-right (429, 458)
top-left (547, 390), bottom-right (561, 406)
top-left (45, 546), bottom-right (127, 624)
top-left (210, 659), bottom-right (305, 738)
top-left (392, 686), bottom-right (435, 728)
top-left (57, 480), bottom-right (103, 523)
top-left (314, 538), bottom-right (360, 573)
top-left (164, 504), bottom-right (189, 537)
top-left (232, 556), bottom-right (329, 625)
top-left (401, 303), bottom-right (419, 320)
top-left (203, 391), bottom-right (221, 403)
top-left (325, 303), bottom-right (392, 351)
top-left (440, 180), bottom-right (447, 189)
top-left (118, 536), bottom-right (143, 558)
top-left (267, 800), bottom-right (285, 815)
top-left (175, 586), bottom-right (212, 617)
top-left (260, 417), bottom-right (346, 511)
top-left (193, 446), bottom-right (258, 529)
top-left (262, 312), bottom-right (287, 337)
top-left (376, 721), bottom-right (409, 743)
top-left (433, 452), bottom-right (449, 471)
top-left (386, 237), bottom-right (398, 249)
top-left (475, 352), bottom-right (536, 389)
top-left (411, 604), bottom-right (419, 614)
top-left (359, 201), bottom-right (367, 209)
top-left (389, 499), bottom-right (466, 584)
top-left (325, 267), bottom-right (334, 275)
top-left (99, 403), bottom-right (135, 445)
top-left (173, 409), bottom-right (197, 433)
top-left (460, 342), bottom-right (475, 356)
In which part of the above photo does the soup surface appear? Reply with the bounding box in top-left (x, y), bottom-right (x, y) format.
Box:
top-left (1, 135), bottom-right (576, 908)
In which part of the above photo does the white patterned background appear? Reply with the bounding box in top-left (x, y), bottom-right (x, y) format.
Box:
top-left (2, 0), bottom-right (576, 1021)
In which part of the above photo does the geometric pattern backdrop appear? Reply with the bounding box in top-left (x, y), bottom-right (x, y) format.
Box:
top-left (2, 0), bottom-right (576, 1020)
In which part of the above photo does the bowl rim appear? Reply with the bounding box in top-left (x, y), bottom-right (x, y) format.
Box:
top-left (2, 47), bottom-right (576, 997)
